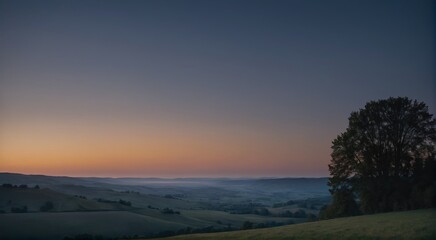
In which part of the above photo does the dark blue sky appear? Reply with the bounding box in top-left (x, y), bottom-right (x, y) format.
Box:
top-left (0, 0), bottom-right (435, 177)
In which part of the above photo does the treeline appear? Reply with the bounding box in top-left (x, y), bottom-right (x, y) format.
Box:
top-left (1, 183), bottom-right (40, 189)
top-left (74, 195), bottom-right (87, 199)
top-left (40, 201), bottom-right (54, 211)
top-left (204, 201), bottom-right (319, 219)
top-left (278, 209), bottom-right (317, 220)
top-left (11, 206), bottom-right (28, 213)
top-left (208, 202), bottom-right (267, 214)
top-left (120, 190), bottom-right (140, 195)
top-left (272, 197), bottom-right (329, 210)
top-left (95, 198), bottom-right (132, 206)
top-left (240, 220), bottom-right (293, 230)
top-left (147, 205), bottom-right (181, 214)
top-left (160, 207), bottom-right (180, 214)
top-left (5, 201), bottom-right (54, 213)
top-left (163, 194), bottom-right (184, 199)
top-left (272, 200), bottom-right (296, 208)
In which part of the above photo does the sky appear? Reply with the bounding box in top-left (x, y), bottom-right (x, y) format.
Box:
top-left (0, 0), bottom-right (435, 178)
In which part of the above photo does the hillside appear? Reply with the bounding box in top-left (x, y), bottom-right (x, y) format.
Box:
top-left (0, 186), bottom-right (127, 212)
top-left (145, 209), bottom-right (436, 240)
top-left (0, 173), bottom-right (328, 239)
top-left (0, 173), bottom-right (329, 203)
top-left (0, 211), bottom-right (186, 240)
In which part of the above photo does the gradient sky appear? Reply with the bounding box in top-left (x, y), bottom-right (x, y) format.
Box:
top-left (0, 0), bottom-right (435, 177)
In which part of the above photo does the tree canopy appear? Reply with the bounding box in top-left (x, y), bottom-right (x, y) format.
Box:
top-left (323, 97), bottom-right (435, 218)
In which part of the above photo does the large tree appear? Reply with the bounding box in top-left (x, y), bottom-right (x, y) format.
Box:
top-left (326, 97), bottom-right (435, 217)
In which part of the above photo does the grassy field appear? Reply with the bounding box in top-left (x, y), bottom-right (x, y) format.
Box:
top-left (145, 209), bottom-right (436, 240)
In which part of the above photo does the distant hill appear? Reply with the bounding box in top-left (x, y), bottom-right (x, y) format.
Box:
top-left (1, 173), bottom-right (319, 239)
top-left (246, 178), bottom-right (328, 197)
top-left (0, 172), bottom-right (330, 203)
top-left (0, 172), bottom-right (95, 187)
top-left (0, 186), bottom-right (128, 212)
top-left (145, 209), bottom-right (436, 240)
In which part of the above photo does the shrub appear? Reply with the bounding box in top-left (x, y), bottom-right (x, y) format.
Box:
top-left (241, 221), bottom-right (253, 230)
top-left (11, 206), bottom-right (27, 213)
top-left (254, 207), bottom-right (270, 216)
top-left (40, 201), bottom-right (54, 212)
top-left (293, 209), bottom-right (307, 218)
top-left (160, 208), bottom-right (180, 214)
top-left (279, 210), bottom-right (293, 217)
top-left (118, 199), bottom-right (132, 206)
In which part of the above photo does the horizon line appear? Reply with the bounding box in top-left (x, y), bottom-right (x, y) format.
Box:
top-left (0, 172), bottom-right (329, 179)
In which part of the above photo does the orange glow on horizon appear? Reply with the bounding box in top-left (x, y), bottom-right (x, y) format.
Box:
top-left (0, 116), bottom-right (330, 177)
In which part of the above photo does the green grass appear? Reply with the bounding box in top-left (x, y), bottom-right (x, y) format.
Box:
top-left (146, 209), bottom-right (436, 240)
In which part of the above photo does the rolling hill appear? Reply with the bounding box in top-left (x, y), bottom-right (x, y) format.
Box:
top-left (0, 211), bottom-right (187, 240)
top-left (145, 209), bottom-right (436, 240)
top-left (0, 173), bottom-right (330, 239)
top-left (0, 186), bottom-right (128, 212)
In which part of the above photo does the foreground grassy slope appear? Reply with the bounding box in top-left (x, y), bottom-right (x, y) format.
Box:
top-left (148, 209), bottom-right (436, 240)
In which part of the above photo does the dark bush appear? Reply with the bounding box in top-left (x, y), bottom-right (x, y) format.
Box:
top-left (241, 221), bottom-right (253, 230)
top-left (319, 189), bottom-right (360, 219)
top-left (11, 206), bottom-right (27, 213)
top-left (279, 210), bottom-right (293, 217)
top-left (307, 213), bottom-right (318, 221)
top-left (160, 208), bottom-right (180, 214)
top-left (254, 207), bottom-right (270, 216)
top-left (40, 201), bottom-right (54, 212)
top-left (118, 199), bottom-right (132, 206)
top-left (293, 209), bottom-right (307, 218)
